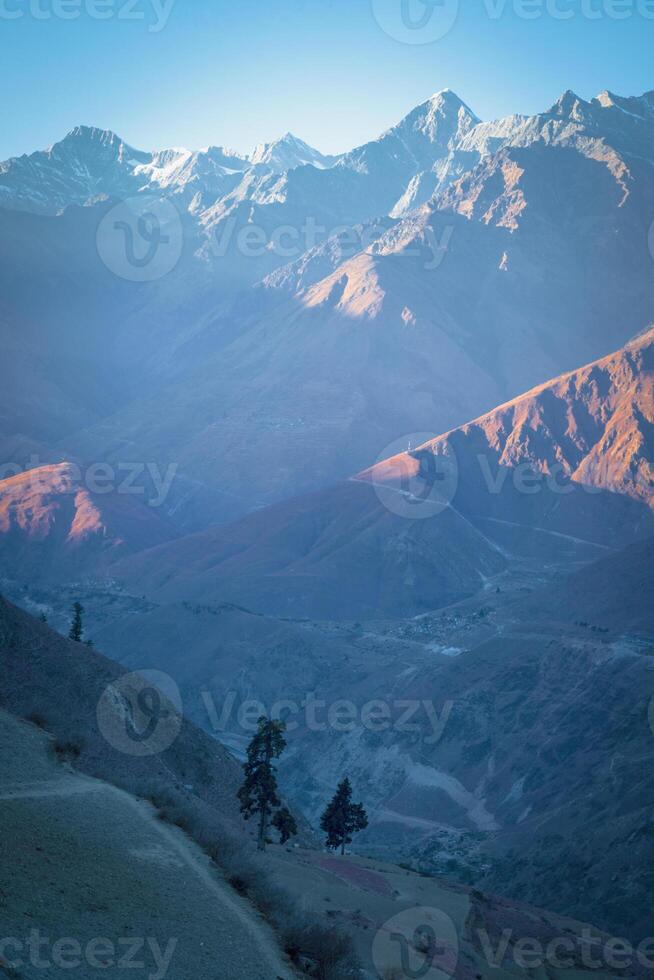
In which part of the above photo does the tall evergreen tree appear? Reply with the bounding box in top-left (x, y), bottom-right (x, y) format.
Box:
top-left (237, 717), bottom-right (297, 851)
top-left (320, 778), bottom-right (368, 855)
top-left (68, 602), bottom-right (84, 643)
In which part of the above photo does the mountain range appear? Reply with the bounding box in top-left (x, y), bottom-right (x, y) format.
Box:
top-left (100, 329), bottom-right (654, 619)
top-left (2, 84), bottom-right (654, 949)
top-left (0, 90), bottom-right (476, 216)
top-left (3, 87), bottom-right (653, 527)
top-left (2, 316), bottom-right (650, 940)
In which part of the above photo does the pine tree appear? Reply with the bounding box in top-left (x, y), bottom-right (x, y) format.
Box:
top-left (320, 778), bottom-right (368, 855)
top-left (237, 717), bottom-right (297, 851)
top-left (68, 602), bottom-right (84, 643)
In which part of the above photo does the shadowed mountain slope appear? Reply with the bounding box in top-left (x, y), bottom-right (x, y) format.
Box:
top-left (514, 536), bottom-right (654, 634)
top-left (110, 479), bottom-right (507, 620)
top-left (0, 596), bottom-right (245, 831)
top-left (112, 331), bottom-right (654, 619)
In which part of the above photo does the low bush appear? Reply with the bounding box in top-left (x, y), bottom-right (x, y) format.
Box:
top-left (0, 955), bottom-right (22, 977)
top-left (53, 735), bottom-right (85, 759)
top-left (26, 711), bottom-right (49, 729)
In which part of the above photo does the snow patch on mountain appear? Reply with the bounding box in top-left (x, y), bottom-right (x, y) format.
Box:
top-left (249, 132), bottom-right (337, 173)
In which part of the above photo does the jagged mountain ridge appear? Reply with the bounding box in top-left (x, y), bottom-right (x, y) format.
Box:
top-left (0, 124), bottom-right (327, 214)
top-left (4, 88), bottom-right (654, 530)
top-left (363, 325), bottom-right (654, 516)
top-left (4, 86), bottom-right (654, 225)
top-left (3, 85), bottom-right (654, 957)
top-left (249, 132), bottom-right (338, 171)
top-left (0, 90), bottom-right (474, 218)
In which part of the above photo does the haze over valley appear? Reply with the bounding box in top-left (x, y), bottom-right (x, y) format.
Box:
top-left (2, 37), bottom-right (654, 979)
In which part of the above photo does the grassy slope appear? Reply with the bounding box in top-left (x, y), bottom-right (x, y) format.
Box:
top-left (0, 710), bottom-right (293, 980)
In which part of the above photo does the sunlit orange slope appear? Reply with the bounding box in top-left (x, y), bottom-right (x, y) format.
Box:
top-left (0, 462), bottom-right (175, 582)
top-left (361, 326), bottom-right (654, 510)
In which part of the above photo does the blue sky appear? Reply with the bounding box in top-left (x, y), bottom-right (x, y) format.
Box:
top-left (1, 0), bottom-right (653, 159)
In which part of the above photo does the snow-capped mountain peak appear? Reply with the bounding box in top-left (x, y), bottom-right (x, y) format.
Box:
top-left (3, 86), bottom-right (654, 226)
top-left (51, 125), bottom-right (147, 163)
top-left (428, 87), bottom-right (475, 111)
top-left (547, 88), bottom-right (590, 120)
top-left (381, 88), bottom-right (480, 148)
top-left (249, 132), bottom-right (336, 173)
top-left (594, 88), bottom-right (654, 120)
top-left (134, 144), bottom-right (249, 197)
top-left (58, 124), bottom-right (124, 146)
top-left (0, 124), bottom-right (153, 213)
top-left (336, 88), bottom-right (480, 217)
top-left (414, 89), bottom-right (480, 140)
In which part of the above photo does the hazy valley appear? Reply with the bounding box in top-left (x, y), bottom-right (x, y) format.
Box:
top-left (2, 80), bottom-right (654, 979)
